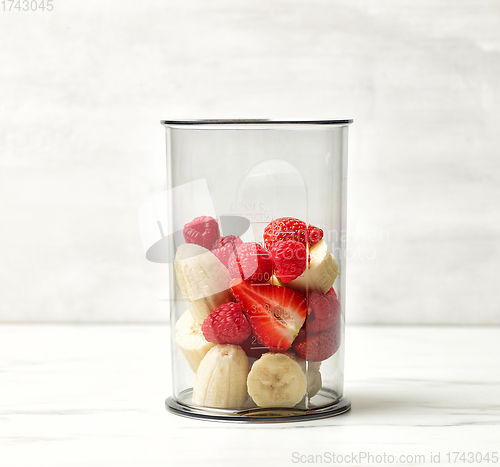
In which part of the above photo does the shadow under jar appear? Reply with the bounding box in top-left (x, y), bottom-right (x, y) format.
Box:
top-left (161, 119), bottom-right (352, 423)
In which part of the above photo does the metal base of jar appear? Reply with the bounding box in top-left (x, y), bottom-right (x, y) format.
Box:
top-left (165, 388), bottom-right (351, 423)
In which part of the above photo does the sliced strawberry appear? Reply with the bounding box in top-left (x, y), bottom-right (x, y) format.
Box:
top-left (292, 326), bottom-right (341, 362)
top-left (305, 288), bottom-right (341, 333)
top-left (269, 240), bottom-right (307, 283)
top-left (230, 279), bottom-right (307, 352)
top-left (263, 217), bottom-right (323, 249)
top-left (183, 216), bottom-right (220, 250)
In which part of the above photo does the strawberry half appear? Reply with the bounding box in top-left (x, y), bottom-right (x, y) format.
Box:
top-left (230, 279), bottom-right (307, 352)
top-left (305, 288), bottom-right (341, 333)
top-left (263, 217), bottom-right (323, 249)
top-left (292, 326), bottom-right (341, 362)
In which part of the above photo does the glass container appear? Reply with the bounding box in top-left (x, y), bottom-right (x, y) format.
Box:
top-left (159, 119), bottom-right (352, 422)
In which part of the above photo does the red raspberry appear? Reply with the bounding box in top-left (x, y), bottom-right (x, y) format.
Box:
top-left (211, 235), bottom-right (243, 267)
top-left (263, 217), bottom-right (323, 249)
top-left (292, 325), bottom-right (341, 362)
top-left (183, 216), bottom-right (220, 250)
top-left (269, 240), bottom-right (307, 283)
top-left (227, 242), bottom-right (273, 283)
top-left (305, 288), bottom-right (341, 333)
top-left (201, 302), bottom-right (251, 345)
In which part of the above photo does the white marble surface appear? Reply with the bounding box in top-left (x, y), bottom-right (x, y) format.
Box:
top-left (1, 325), bottom-right (499, 467)
top-left (1, 1), bottom-right (500, 324)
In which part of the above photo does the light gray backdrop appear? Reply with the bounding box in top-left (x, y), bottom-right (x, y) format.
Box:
top-left (1, 0), bottom-right (499, 323)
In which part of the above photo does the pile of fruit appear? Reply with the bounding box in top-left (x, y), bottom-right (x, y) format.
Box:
top-left (174, 216), bottom-right (341, 409)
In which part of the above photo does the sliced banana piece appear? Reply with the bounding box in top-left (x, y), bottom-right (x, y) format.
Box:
top-left (306, 361), bottom-right (322, 398)
top-left (174, 243), bottom-right (234, 324)
top-left (287, 353), bottom-right (322, 398)
top-left (280, 240), bottom-right (338, 294)
top-left (174, 309), bottom-right (215, 372)
top-left (192, 344), bottom-right (249, 408)
top-left (247, 352), bottom-right (307, 408)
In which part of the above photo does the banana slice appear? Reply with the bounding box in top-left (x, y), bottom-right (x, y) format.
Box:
top-left (174, 309), bottom-right (215, 372)
top-left (192, 344), bottom-right (249, 408)
top-left (280, 240), bottom-right (338, 294)
top-left (175, 243), bottom-right (234, 324)
top-left (305, 361), bottom-right (322, 398)
top-left (287, 353), bottom-right (322, 398)
top-left (247, 352), bottom-right (307, 408)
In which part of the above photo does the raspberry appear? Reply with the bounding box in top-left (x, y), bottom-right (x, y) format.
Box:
top-left (183, 216), bottom-right (220, 250)
top-left (211, 235), bottom-right (243, 267)
top-left (201, 302), bottom-right (251, 345)
top-left (305, 288), bottom-right (341, 333)
top-left (263, 217), bottom-right (323, 249)
top-left (228, 242), bottom-right (273, 283)
top-left (269, 240), bottom-right (307, 283)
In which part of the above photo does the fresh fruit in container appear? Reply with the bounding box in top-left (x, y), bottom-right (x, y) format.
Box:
top-left (230, 279), bottom-right (307, 352)
top-left (201, 302), bottom-right (251, 345)
top-left (291, 287), bottom-right (342, 362)
top-left (192, 344), bottom-right (249, 408)
top-left (183, 216), bottom-right (220, 250)
top-left (292, 325), bottom-right (341, 362)
top-left (246, 352), bottom-right (307, 407)
top-left (211, 235), bottom-right (243, 267)
top-left (240, 333), bottom-right (271, 361)
top-left (174, 309), bottom-right (215, 372)
top-left (263, 217), bottom-right (323, 249)
top-left (174, 243), bottom-right (234, 324)
top-left (305, 288), bottom-right (341, 333)
top-left (286, 352), bottom-right (322, 399)
top-left (269, 240), bottom-right (307, 283)
top-left (278, 239), bottom-right (338, 294)
top-left (227, 242), bottom-right (273, 283)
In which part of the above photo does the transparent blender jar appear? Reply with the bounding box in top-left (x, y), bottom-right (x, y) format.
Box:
top-left (159, 119), bottom-right (351, 422)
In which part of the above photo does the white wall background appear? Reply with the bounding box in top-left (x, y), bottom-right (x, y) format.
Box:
top-left (1, 0), bottom-right (499, 324)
